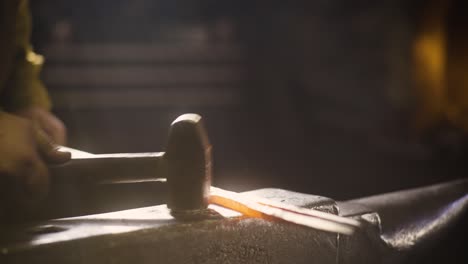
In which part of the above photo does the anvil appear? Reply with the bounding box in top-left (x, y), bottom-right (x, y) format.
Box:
top-left (0, 179), bottom-right (466, 264)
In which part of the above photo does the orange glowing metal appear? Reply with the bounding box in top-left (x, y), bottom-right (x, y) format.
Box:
top-left (210, 187), bottom-right (361, 235)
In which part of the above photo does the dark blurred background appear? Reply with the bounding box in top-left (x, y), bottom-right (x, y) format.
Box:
top-left (29, 0), bottom-right (467, 200)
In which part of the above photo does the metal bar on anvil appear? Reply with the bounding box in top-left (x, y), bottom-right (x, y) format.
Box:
top-left (210, 187), bottom-right (361, 235)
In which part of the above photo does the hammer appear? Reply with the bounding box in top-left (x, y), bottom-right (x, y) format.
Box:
top-left (51, 114), bottom-right (361, 234)
top-left (51, 113), bottom-right (211, 216)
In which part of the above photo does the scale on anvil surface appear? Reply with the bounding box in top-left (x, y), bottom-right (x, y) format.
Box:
top-left (0, 114), bottom-right (466, 264)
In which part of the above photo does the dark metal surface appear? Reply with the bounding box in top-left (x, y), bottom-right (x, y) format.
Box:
top-left (341, 178), bottom-right (468, 263)
top-left (1, 180), bottom-right (466, 263)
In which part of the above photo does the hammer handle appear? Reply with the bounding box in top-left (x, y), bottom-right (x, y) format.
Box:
top-left (50, 151), bottom-right (165, 185)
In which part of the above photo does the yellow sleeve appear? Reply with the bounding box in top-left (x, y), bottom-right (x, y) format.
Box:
top-left (1, 0), bottom-right (51, 112)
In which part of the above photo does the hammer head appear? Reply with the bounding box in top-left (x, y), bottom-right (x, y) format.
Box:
top-left (165, 114), bottom-right (212, 215)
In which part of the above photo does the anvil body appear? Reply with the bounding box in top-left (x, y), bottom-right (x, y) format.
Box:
top-left (0, 180), bottom-right (466, 264)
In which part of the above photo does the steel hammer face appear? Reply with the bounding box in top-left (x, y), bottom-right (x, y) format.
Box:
top-left (165, 114), bottom-right (212, 214)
